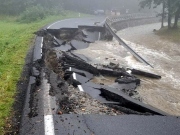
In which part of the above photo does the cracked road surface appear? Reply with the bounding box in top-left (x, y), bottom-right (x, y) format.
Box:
top-left (19, 17), bottom-right (180, 135)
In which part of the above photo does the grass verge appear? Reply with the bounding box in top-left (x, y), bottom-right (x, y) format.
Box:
top-left (155, 23), bottom-right (180, 43)
top-left (0, 11), bottom-right (88, 134)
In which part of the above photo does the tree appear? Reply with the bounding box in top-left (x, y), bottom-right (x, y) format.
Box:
top-left (161, 0), bottom-right (166, 28)
top-left (139, 0), bottom-right (180, 29)
top-left (139, 0), bottom-right (167, 28)
top-left (167, 0), bottom-right (172, 28)
top-left (0, 0), bottom-right (64, 15)
top-left (166, 0), bottom-right (180, 28)
top-left (172, 0), bottom-right (180, 28)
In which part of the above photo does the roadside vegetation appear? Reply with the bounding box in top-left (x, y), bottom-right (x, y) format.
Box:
top-left (140, 0), bottom-right (180, 43)
top-left (140, 0), bottom-right (180, 29)
top-left (0, 0), bottom-right (179, 134)
top-left (0, 11), bottom-right (88, 134)
top-left (155, 22), bottom-right (180, 43)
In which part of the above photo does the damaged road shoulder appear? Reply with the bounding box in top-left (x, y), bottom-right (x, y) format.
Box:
top-left (19, 17), bottom-right (177, 135)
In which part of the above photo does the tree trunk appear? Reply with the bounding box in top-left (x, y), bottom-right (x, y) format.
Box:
top-left (168, 0), bottom-right (172, 29)
top-left (173, 6), bottom-right (180, 29)
top-left (161, 0), bottom-right (165, 28)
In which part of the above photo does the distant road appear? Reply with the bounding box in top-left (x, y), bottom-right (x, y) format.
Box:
top-left (47, 16), bottom-right (106, 29)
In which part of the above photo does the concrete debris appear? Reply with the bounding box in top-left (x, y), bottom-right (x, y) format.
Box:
top-left (33, 23), bottom-right (166, 116)
top-left (115, 76), bottom-right (140, 85)
top-left (64, 85), bottom-right (122, 115)
top-left (71, 40), bottom-right (89, 50)
top-left (62, 53), bottom-right (99, 75)
top-left (131, 69), bottom-right (161, 79)
top-left (67, 67), bottom-right (93, 79)
top-left (54, 37), bottom-right (64, 46)
top-left (70, 73), bottom-right (91, 86)
top-left (71, 52), bottom-right (90, 62)
top-left (54, 44), bottom-right (72, 52)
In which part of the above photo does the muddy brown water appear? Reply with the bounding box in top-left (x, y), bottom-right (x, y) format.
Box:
top-left (91, 76), bottom-right (116, 85)
top-left (74, 23), bottom-right (180, 116)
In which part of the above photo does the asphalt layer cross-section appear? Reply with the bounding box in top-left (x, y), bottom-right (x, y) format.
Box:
top-left (19, 17), bottom-right (180, 135)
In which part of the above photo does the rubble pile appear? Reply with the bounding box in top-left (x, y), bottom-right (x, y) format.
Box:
top-left (34, 23), bottom-right (165, 116)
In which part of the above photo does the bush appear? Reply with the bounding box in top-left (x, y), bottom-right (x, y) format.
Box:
top-left (17, 5), bottom-right (47, 23)
top-left (17, 5), bottom-right (65, 23)
top-left (51, 5), bottom-right (65, 16)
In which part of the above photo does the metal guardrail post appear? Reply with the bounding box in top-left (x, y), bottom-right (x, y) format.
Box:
top-left (105, 14), bottom-right (155, 68)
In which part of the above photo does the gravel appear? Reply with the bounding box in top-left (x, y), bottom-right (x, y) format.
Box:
top-left (58, 85), bottom-right (123, 115)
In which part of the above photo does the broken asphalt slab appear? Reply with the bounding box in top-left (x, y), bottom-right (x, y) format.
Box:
top-left (19, 16), bottom-right (180, 135)
top-left (67, 67), bottom-right (93, 79)
top-left (49, 23), bottom-right (167, 115)
top-left (76, 80), bottom-right (167, 115)
top-left (71, 73), bottom-right (91, 86)
top-left (71, 40), bottom-right (89, 50)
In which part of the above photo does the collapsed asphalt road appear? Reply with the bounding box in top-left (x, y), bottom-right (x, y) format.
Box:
top-left (19, 17), bottom-right (180, 135)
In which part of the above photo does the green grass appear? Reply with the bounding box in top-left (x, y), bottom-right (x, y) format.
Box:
top-left (0, 11), bottom-right (89, 134)
top-left (156, 23), bottom-right (180, 43)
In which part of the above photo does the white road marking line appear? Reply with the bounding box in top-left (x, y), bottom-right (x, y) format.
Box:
top-left (41, 37), bottom-right (43, 57)
top-left (43, 17), bottom-right (105, 135)
top-left (78, 85), bottom-right (84, 92)
top-left (47, 18), bottom-right (72, 29)
top-left (44, 115), bottom-right (55, 135)
top-left (42, 73), bottom-right (55, 135)
top-left (41, 37), bottom-right (43, 48)
top-left (73, 72), bottom-right (77, 80)
top-left (126, 70), bottom-right (132, 74)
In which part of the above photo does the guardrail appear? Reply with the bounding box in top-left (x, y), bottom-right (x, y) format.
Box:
top-left (105, 13), bottom-right (156, 68)
top-left (106, 13), bottom-right (157, 25)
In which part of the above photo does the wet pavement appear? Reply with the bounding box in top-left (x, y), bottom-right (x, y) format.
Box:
top-left (47, 17), bottom-right (106, 29)
top-left (117, 23), bottom-right (180, 116)
top-left (54, 114), bottom-right (180, 135)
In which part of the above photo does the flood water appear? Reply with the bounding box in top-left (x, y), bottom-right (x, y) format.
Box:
top-left (91, 76), bottom-right (116, 85)
top-left (74, 23), bottom-right (180, 116)
top-left (117, 23), bottom-right (180, 116)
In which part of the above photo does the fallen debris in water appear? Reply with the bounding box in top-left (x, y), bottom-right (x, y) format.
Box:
top-left (131, 69), bottom-right (161, 79)
top-left (115, 76), bottom-right (140, 85)
top-left (34, 23), bottom-right (166, 116)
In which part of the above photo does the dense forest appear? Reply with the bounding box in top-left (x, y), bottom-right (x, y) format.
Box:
top-left (0, 0), bottom-right (179, 28)
top-left (0, 0), bottom-right (153, 15)
top-left (140, 0), bottom-right (180, 28)
top-left (0, 0), bottom-right (64, 15)
top-left (62, 0), bottom-right (150, 14)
